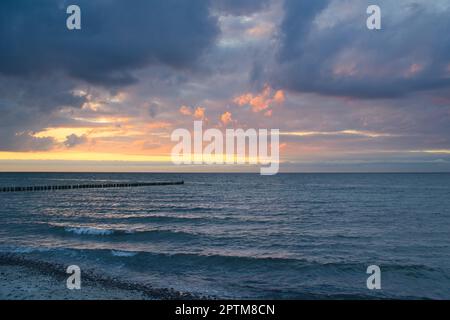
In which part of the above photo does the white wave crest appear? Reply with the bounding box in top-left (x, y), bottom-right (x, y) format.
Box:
top-left (64, 227), bottom-right (115, 236)
top-left (111, 250), bottom-right (138, 257)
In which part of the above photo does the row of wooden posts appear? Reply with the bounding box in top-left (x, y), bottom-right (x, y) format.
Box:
top-left (0, 181), bottom-right (184, 193)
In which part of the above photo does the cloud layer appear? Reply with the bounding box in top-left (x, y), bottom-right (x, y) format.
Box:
top-left (275, 0), bottom-right (450, 98)
top-left (0, 0), bottom-right (449, 171)
top-left (0, 0), bottom-right (218, 86)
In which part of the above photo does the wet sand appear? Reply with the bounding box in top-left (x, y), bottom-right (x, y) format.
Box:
top-left (0, 254), bottom-right (197, 300)
top-left (0, 264), bottom-right (148, 300)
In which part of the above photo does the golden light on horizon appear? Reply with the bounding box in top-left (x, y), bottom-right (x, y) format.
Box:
top-left (0, 151), bottom-right (171, 162)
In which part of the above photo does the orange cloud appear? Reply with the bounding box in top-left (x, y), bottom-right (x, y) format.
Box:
top-left (273, 90), bottom-right (285, 104)
top-left (179, 105), bottom-right (193, 115)
top-left (233, 85), bottom-right (285, 113)
top-left (233, 93), bottom-right (253, 106)
top-left (179, 105), bottom-right (207, 120)
top-left (194, 107), bottom-right (206, 120)
top-left (220, 111), bottom-right (233, 125)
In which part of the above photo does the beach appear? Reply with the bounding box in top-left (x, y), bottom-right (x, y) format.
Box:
top-left (0, 254), bottom-right (195, 300)
top-left (0, 264), bottom-right (145, 300)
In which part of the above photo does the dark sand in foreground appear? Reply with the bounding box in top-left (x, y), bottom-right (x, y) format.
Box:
top-left (0, 254), bottom-right (197, 300)
top-left (0, 264), bottom-right (147, 300)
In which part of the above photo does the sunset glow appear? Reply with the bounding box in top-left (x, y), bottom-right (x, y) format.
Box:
top-left (0, 0), bottom-right (449, 172)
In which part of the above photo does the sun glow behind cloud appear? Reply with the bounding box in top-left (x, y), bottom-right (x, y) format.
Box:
top-left (0, 151), bottom-right (171, 162)
top-left (0, 1), bottom-right (450, 172)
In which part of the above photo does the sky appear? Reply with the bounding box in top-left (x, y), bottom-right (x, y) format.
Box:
top-left (0, 0), bottom-right (450, 172)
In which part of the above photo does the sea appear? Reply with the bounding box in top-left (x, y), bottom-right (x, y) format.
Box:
top-left (0, 172), bottom-right (449, 299)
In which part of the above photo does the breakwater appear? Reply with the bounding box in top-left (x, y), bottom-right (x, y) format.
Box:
top-left (0, 181), bottom-right (184, 193)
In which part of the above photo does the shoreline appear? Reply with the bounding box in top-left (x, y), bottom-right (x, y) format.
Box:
top-left (0, 253), bottom-right (198, 300)
top-left (0, 253), bottom-right (427, 300)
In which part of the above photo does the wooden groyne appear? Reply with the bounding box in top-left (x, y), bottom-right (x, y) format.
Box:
top-left (0, 181), bottom-right (184, 193)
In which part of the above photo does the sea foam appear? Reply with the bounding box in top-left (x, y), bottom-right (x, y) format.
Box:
top-left (64, 226), bottom-right (115, 236)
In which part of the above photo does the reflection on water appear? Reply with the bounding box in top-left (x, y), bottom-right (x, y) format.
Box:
top-left (1, 173), bottom-right (449, 299)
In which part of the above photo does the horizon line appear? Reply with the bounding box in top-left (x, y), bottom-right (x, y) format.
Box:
top-left (1, 171), bottom-right (449, 174)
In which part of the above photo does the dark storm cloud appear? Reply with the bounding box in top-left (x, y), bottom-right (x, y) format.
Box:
top-left (0, 132), bottom-right (56, 152)
top-left (0, 0), bottom-right (220, 151)
top-left (211, 0), bottom-right (271, 16)
top-left (274, 0), bottom-right (450, 98)
top-left (64, 133), bottom-right (87, 148)
top-left (279, 0), bottom-right (331, 60)
top-left (0, 76), bottom-right (87, 151)
top-left (0, 0), bottom-right (219, 86)
top-left (0, 77), bottom-right (87, 112)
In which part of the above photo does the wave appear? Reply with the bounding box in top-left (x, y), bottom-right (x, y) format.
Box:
top-left (0, 247), bottom-right (441, 299)
top-left (0, 246), bottom-right (53, 254)
top-left (0, 252), bottom-right (199, 299)
top-left (155, 205), bottom-right (217, 213)
top-left (111, 250), bottom-right (138, 257)
top-left (95, 213), bottom-right (267, 225)
top-left (1, 243), bottom-right (440, 277)
top-left (48, 224), bottom-right (199, 241)
top-left (64, 226), bottom-right (117, 236)
top-left (107, 250), bottom-right (441, 276)
top-left (98, 213), bottom-right (211, 223)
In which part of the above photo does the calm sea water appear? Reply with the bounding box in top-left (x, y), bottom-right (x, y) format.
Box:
top-left (0, 173), bottom-right (449, 299)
